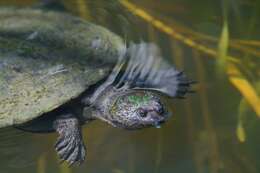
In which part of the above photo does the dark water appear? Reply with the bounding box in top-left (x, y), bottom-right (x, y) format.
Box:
top-left (0, 0), bottom-right (260, 173)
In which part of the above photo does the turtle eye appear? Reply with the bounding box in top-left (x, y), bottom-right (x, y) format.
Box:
top-left (137, 108), bottom-right (147, 118)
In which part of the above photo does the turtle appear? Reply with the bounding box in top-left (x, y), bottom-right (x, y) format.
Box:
top-left (0, 7), bottom-right (193, 165)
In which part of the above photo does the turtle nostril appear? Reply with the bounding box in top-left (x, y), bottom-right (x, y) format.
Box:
top-left (157, 107), bottom-right (165, 115)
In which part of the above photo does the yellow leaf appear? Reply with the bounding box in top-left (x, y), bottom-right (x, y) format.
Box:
top-left (236, 123), bottom-right (246, 143)
top-left (227, 63), bottom-right (260, 117)
top-left (76, 0), bottom-right (92, 20)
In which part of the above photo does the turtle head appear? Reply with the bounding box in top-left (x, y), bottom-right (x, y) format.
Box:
top-left (106, 90), bottom-right (169, 129)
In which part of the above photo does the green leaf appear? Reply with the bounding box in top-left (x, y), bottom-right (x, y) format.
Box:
top-left (216, 19), bottom-right (229, 75)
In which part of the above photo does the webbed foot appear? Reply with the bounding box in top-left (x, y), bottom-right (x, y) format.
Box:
top-left (53, 115), bottom-right (86, 165)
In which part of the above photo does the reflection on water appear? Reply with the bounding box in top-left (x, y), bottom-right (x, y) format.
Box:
top-left (0, 0), bottom-right (260, 173)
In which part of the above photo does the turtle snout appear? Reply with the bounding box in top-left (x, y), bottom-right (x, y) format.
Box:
top-left (146, 110), bottom-right (166, 128)
top-left (147, 110), bottom-right (164, 119)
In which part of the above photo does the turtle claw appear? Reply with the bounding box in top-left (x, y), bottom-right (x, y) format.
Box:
top-left (53, 116), bottom-right (86, 165)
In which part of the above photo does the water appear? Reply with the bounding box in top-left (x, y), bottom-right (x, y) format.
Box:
top-left (0, 0), bottom-right (260, 173)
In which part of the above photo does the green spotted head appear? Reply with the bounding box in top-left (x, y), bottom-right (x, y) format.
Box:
top-left (107, 90), bottom-right (168, 129)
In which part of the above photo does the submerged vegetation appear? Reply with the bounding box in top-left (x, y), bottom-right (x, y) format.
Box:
top-left (0, 0), bottom-right (260, 173)
top-left (119, 0), bottom-right (260, 142)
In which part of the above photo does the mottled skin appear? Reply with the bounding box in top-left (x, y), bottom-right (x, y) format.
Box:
top-left (0, 7), bottom-right (193, 165)
top-left (84, 87), bottom-right (167, 130)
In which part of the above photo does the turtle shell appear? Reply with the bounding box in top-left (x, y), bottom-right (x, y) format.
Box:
top-left (0, 8), bottom-right (125, 128)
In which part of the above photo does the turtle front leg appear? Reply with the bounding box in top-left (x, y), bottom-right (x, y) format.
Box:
top-left (53, 114), bottom-right (86, 165)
